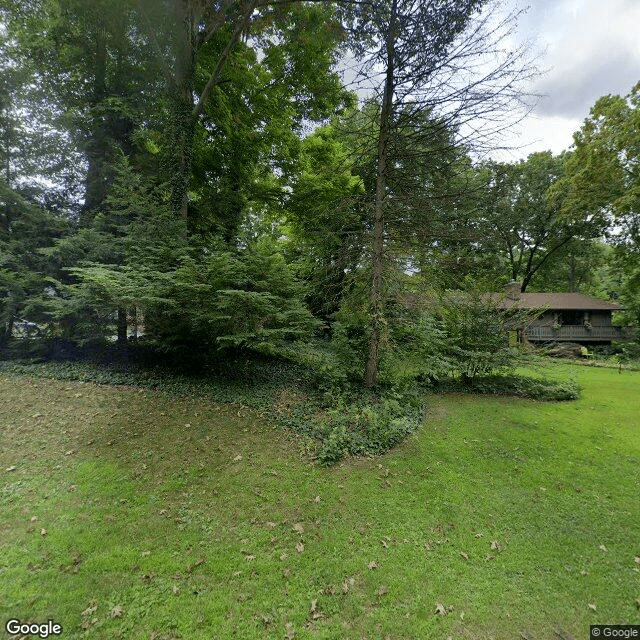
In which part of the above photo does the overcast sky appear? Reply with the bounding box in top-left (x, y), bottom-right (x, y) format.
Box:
top-left (499, 0), bottom-right (640, 160)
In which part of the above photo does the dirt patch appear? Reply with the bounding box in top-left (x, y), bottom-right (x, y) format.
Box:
top-left (272, 387), bottom-right (306, 415)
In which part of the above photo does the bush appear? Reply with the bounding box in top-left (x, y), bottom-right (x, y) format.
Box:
top-left (435, 291), bottom-right (532, 381)
top-left (315, 392), bottom-right (424, 466)
top-left (616, 341), bottom-right (640, 363)
top-left (445, 373), bottom-right (582, 401)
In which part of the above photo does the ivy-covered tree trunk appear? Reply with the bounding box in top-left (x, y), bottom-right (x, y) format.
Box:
top-left (168, 0), bottom-right (197, 223)
top-left (165, 0), bottom-right (257, 225)
top-left (170, 97), bottom-right (196, 224)
top-left (365, 0), bottom-right (396, 388)
top-left (81, 28), bottom-right (108, 225)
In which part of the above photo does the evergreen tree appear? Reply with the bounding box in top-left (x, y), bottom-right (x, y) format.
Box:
top-left (337, 0), bottom-right (534, 385)
top-left (0, 178), bottom-right (67, 342)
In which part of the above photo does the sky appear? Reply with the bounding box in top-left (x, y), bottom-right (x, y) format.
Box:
top-left (499, 0), bottom-right (640, 160)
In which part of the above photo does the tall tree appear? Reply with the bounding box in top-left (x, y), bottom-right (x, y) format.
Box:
top-left (556, 82), bottom-right (640, 322)
top-left (135, 0), bottom-right (348, 227)
top-left (531, 240), bottom-right (608, 293)
top-left (1, 4), bottom-right (85, 208)
top-left (479, 152), bottom-right (597, 291)
top-left (338, 0), bottom-right (534, 385)
top-left (285, 120), bottom-right (367, 320)
top-left (188, 2), bottom-right (351, 243)
top-left (4, 0), bottom-right (154, 211)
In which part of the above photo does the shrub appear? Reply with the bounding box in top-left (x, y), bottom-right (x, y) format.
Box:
top-left (436, 290), bottom-right (531, 380)
top-left (315, 393), bottom-right (424, 466)
top-left (616, 341), bottom-right (640, 364)
top-left (451, 374), bottom-right (582, 401)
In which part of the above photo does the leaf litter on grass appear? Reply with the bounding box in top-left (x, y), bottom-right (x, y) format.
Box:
top-left (3, 364), bottom-right (640, 638)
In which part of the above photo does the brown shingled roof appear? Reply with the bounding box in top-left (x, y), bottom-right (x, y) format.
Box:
top-left (498, 292), bottom-right (623, 311)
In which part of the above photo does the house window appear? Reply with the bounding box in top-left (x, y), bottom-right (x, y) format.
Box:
top-left (560, 311), bottom-right (583, 325)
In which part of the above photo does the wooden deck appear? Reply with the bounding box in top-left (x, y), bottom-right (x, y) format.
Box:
top-left (524, 325), bottom-right (636, 343)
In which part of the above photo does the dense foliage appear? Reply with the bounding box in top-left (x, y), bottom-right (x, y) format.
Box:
top-left (1, 0), bottom-right (638, 461)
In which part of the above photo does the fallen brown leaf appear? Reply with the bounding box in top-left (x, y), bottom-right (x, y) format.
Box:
top-left (110, 604), bottom-right (124, 618)
top-left (310, 599), bottom-right (319, 614)
top-left (81, 617), bottom-right (98, 630)
top-left (435, 603), bottom-right (447, 616)
top-left (342, 577), bottom-right (355, 593)
top-left (368, 560), bottom-right (378, 570)
top-left (588, 603), bottom-right (597, 612)
top-left (187, 557), bottom-right (205, 573)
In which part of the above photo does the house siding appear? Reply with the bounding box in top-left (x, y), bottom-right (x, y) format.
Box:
top-left (523, 309), bottom-right (634, 343)
top-left (494, 284), bottom-right (632, 345)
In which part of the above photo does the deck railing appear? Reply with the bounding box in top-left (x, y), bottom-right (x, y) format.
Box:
top-left (524, 325), bottom-right (636, 342)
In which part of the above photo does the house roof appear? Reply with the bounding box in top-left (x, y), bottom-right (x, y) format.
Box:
top-left (497, 292), bottom-right (624, 311)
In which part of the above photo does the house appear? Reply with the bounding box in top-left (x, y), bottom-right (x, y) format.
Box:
top-left (498, 281), bottom-right (634, 344)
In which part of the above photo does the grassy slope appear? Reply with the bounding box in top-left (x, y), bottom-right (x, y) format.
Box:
top-left (1, 363), bottom-right (639, 639)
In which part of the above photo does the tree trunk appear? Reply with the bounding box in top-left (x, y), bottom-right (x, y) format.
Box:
top-left (3, 117), bottom-right (11, 185)
top-left (131, 306), bottom-right (138, 342)
top-left (171, 107), bottom-right (195, 224)
top-left (568, 255), bottom-right (577, 292)
top-left (365, 0), bottom-right (396, 388)
top-left (169, 0), bottom-right (196, 224)
top-left (81, 28), bottom-right (108, 226)
top-left (0, 316), bottom-right (13, 344)
top-left (117, 307), bottom-right (128, 345)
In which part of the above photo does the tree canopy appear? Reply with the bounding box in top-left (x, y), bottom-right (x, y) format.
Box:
top-left (0, 0), bottom-right (637, 384)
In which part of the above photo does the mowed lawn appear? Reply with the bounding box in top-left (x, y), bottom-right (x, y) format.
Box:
top-left (1, 363), bottom-right (639, 639)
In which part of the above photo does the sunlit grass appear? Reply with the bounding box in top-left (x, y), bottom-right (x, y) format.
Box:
top-left (1, 363), bottom-right (639, 638)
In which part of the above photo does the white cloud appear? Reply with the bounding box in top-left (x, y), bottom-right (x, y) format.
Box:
top-left (491, 114), bottom-right (582, 162)
top-left (493, 0), bottom-right (640, 159)
top-left (532, 0), bottom-right (640, 118)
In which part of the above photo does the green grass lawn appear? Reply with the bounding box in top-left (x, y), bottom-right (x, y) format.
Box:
top-left (1, 363), bottom-right (639, 639)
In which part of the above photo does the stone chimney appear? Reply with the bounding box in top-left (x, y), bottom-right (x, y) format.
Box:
top-left (505, 280), bottom-right (522, 300)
